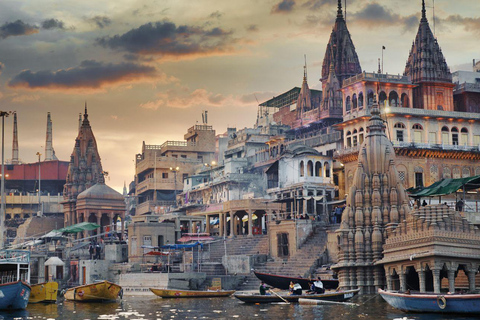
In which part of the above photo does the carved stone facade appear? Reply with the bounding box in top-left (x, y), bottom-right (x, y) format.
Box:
top-left (63, 105), bottom-right (103, 227)
top-left (332, 99), bottom-right (410, 294)
top-left (378, 204), bottom-right (480, 293)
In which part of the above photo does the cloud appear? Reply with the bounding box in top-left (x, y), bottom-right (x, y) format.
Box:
top-left (209, 11), bottom-right (223, 19)
top-left (11, 94), bottom-right (40, 103)
top-left (8, 60), bottom-right (160, 92)
top-left (271, 0), bottom-right (296, 14)
top-left (140, 89), bottom-right (278, 110)
top-left (440, 15), bottom-right (480, 35)
top-left (0, 20), bottom-right (38, 39)
top-left (96, 20), bottom-right (236, 60)
top-left (0, 62), bottom-right (4, 75)
top-left (302, 0), bottom-right (330, 11)
top-left (246, 24), bottom-right (258, 32)
top-left (351, 3), bottom-right (418, 32)
top-left (41, 18), bottom-right (66, 30)
top-left (88, 16), bottom-right (112, 29)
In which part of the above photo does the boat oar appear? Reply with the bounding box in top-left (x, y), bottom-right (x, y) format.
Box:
top-left (298, 298), bottom-right (359, 307)
top-left (269, 289), bottom-right (290, 304)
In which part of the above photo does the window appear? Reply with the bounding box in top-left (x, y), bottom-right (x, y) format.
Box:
top-left (398, 171), bottom-right (406, 182)
top-left (412, 124), bottom-right (423, 143)
top-left (162, 172), bottom-right (168, 179)
top-left (277, 233), bottom-right (289, 257)
top-left (452, 127), bottom-right (459, 145)
top-left (307, 160), bottom-right (313, 177)
top-left (172, 155), bottom-right (178, 158)
top-left (353, 135), bottom-right (358, 147)
top-left (415, 172), bottom-right (423, 188)
top-left (346, 131), bottom-right (352, 148)
top-left (181, 155), bottom-right (187, 159)
top-left (346, 96), bottom-right (351, 112)
top-left (299, 161), bottom-right (304, 177)
top-left (429, 132), bottom-right (436, 144)
top-left (396, 130), bottom-right (404, 142)
top-left (324, 162), bottom-right (331, 178)
top-left (183, 173), bottom-right (188, 181)
top-left (461, 128), bottom-right (468, 146)
top-left (442, 126), bottom-right (450, 145)
top-left (358, 92), bottom-right (364, 108)
top-left (197, 156), bottom-right (203, 162)
top-left (315, 162), bottom-right (322, 177)
top-left (475, 135), bottom-right (480, 146)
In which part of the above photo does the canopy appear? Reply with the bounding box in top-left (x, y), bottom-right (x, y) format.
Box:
top-left (242, 214), bottom-right (258, 222)
top-left (408, 175), bottom-right (480, 198)
top-left (145, 251), bottom-right (170, 256)
top-left (45, 256), bottom-right (65, 266)
top-left (178, 235), bottom-right (214, 243)
top-left (160, 241), bottom-right (203, 249)
top-left (57, 222), bottom-right (101, 234)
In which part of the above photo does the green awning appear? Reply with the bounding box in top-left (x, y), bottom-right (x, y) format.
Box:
top-left (408, 175), bottom-right (480, 198)
top-left (57, 222), bottom-right (101, 234)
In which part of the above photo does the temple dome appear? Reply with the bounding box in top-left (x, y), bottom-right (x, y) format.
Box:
top-left (284, 143), bottom-right (319, 156)
top-left (77, 181), bottom-right (124, 201)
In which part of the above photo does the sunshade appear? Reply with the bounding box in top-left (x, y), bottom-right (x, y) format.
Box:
top-left (57, 222), bottom-right (101, 233)
top-left (45, 256), bottom-right (65, 266)
top-left (177, 235), bottom-right (214, 242)
top-left (242, 214), bottom-right (258, 222)
top-left (408, 175), bottom-right (480, 198)
top-left (160, 241), bottom-right (203, 249)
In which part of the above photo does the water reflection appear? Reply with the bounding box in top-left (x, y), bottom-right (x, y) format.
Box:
top-left (11, 294), bottom-right (480, 320)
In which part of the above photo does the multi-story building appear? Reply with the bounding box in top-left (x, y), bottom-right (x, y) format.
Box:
top-left (134, 117), bottom-right (216, 215)
top-left (336, 1), bottom-right (480, 199)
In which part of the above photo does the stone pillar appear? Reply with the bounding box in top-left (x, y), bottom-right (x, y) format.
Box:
top-left (418, 270), bottom-right (426, 293)
top-left (399, 272), bottom-right (407, 292)
top-left (247, 210), bottom-right (253, 237)
top-left (219, 213), bottom-right (224, 237)
top-left (120, 213), bottom-right (125, 240)
top-left (447, 269), bottom-right (455, 293)
top-left (224, 213), bottom-right (229, 237)
top-left (38, 256), bottom-right (46, 283)
top-left (386, 273), bottom-right (393, 291)
top-left (432, 269), bottom-right (441, 293)
top-left (205, 215), bottom-right (211, 234)
top-left (230, 212), bottom-right (235, 238)
top-left (467, 270), bottom-right (476, 292)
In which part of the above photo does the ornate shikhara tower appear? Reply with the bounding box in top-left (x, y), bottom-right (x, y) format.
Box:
top-left (321, 0), bottom-right (362, 112)
top-left (332, 99), bottom-right (410, 294)
top-left (62, 104), bottom-right (103, 226)
top-left (404, 0), bottom-right (454, 111)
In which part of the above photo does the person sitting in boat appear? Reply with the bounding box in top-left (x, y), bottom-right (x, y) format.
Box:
top-left (307, 282), bottom-right (316, 294)
top-left (259, 281), bottom-right (271, 295)
top-left (289, 281), bottom-right (295, 295)
top-left (292, 282), bottom-right (302, 295)
top-left (313, 277), bottom-right (324, 294)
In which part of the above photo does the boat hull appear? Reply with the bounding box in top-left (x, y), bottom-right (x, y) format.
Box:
top-left (64, 281), bottom-right (121, 302)
top-left (234, 289), bottom-right (359, 304)
top-left (254, 271), bottom-right (339, 290)
top-left (150, 288), bottom-right (235, 298)
top-left (29, 282), bottom-right (58, 303)
top-left (0, 281), bottom-right (31, 310)
top-left (379, 289), bottom-right (480, 314)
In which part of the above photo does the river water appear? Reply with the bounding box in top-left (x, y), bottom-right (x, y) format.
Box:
top-left (0, 295), bottom-right (477, 320)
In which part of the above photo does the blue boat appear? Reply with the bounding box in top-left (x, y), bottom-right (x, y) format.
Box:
top-left (0, 250), bottom-right (31, 310)
top-left (379, 289), bottom-right (480, 314)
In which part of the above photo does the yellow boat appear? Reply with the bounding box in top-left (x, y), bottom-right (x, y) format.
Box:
top-left (64, 281), bottom-right (122, 302)
top-left (29, 282), bottom-right (59, 303)
top-left (149, 288), bottom-right (235, 298)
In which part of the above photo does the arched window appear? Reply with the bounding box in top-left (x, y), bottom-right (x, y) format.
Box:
top-left (388, 91), bottom-right (399, 107)
top-left (324, 162), bottom-right (331, 178)
top-left (451, 127), bottom-right (459, 145)
top-left (315, 161), bottom-right (322, 177)
top-left (346, 96), bottom-right (351, 112)
top-left (453, 167), bottom-right (461, 179)
top-left (463, 167), bottom-right (471, 178)
top-left (412, 124), bottom-right (423, 143)
top-left (358, 92), bottom-right (364, 108)
top-left (352, 93), bottom-right (357, 109)
top-left (441, 126), bottom-right (449, 145)
top-left (443, 167), bottom-right (451, 179)
top-left (461, 128), bottom-right (468, 145)
top-left (352, 129), bottom-right (358, 146)
top-left (379, 91), bottom-right (387, 107)
top-left (300, 161), bottom-right (304, 177)
top-left (367, 90), bottom-right (374, 107)
top-left (394, 123), bottom-right (406, 142)
top-left (307, 160), bottom-right (313, 177)
top-left (359, 127), bottom-right (365, 144)
top-left (401, 93), bottom-right (409, 108)
top-left (346, 131), bottom-right (352, 148)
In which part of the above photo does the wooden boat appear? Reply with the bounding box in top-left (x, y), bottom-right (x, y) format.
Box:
top-left (0, 250), bottom-right (32, 310)
top-left (29, 282), bottom-right (58, 303)
top-left (379, 289), bottom-right (480, 314)
top-left (150, 288), bottom-right (235, 298)
top-left (64, 280), bottom-right (122, 302)
top-left (254, 271), bottom-right (339, 290)
top-left (234, 288), bottom-right (359, 303)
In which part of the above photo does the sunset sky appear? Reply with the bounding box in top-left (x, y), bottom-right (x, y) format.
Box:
top-left (0, 0), bottom-right (479, 192)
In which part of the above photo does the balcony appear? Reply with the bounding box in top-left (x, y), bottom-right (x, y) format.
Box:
top-left (136, 178), bottom-right (176, 194)
top-left (343, 72), bottom-right (411, 87)
top-left (136, 200), bottom-right (174, 215)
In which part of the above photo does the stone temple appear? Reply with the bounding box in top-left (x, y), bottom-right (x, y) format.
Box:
top-left (332, 97), bottom-right (411, 294)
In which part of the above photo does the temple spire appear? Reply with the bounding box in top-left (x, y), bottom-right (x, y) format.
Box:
top-left (303, 54), bottom-right (307, 81)
top-left (82, 101), bottom-right (90, 126)
top-left (44, 112), bottom-right (57, 161)
top-left (337, 0), bottom-right (343, 19)
top-left (421, 0), bottom-right (426, 21)
top-left (12, 112), bottom-right (19, 164)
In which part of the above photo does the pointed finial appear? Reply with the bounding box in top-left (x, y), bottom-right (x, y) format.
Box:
top-left (337, 0), bottom-right (343, 19)
top-left (421, 0), bottom-right (426, 21)
top-left (84, 101), bottom-right (88, 115)
top-left (303, 54), bottom-right (307, 80)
